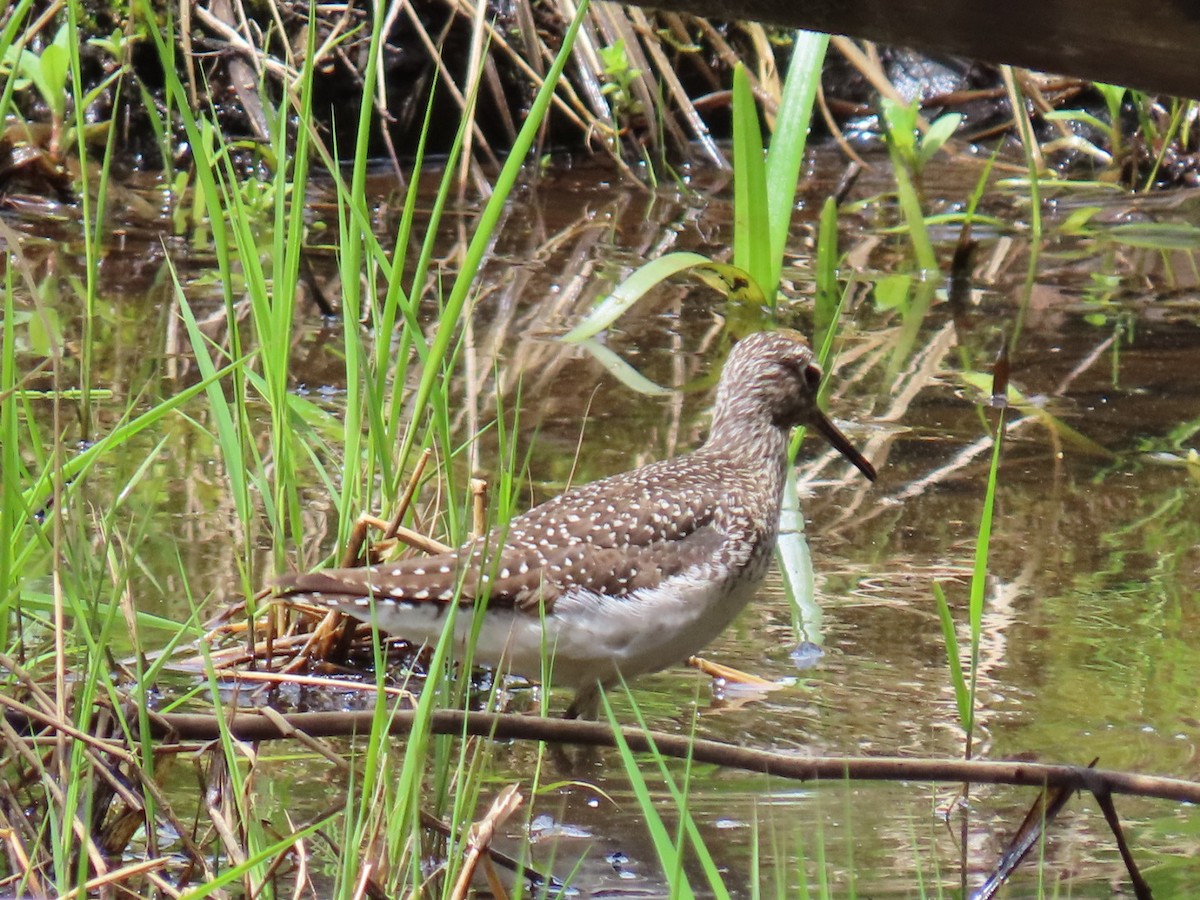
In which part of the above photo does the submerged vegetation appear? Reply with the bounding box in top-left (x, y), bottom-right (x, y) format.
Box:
top-left (2, 0), bottom-right (1200, 896)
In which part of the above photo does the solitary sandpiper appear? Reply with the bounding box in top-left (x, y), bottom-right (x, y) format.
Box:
top-left (275, 331), bottom-right (876, 718)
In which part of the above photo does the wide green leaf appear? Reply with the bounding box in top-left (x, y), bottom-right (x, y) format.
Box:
top-left (732, 64), bottom-right (771, 303)
top-left (764, 31), bottom-right (828, 300)
top-left (563, 253), bottom-right (765, 341)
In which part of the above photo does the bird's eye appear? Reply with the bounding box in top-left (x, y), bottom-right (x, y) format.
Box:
top-left (802, 362), bottom-right (823, 391)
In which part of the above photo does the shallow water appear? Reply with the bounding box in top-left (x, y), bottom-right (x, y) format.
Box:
top-left (5, 146), bottom-right (1200, 895)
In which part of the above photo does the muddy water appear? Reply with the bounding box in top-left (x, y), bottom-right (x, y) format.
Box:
top-left (5, 148), bottom-right (1200, 895)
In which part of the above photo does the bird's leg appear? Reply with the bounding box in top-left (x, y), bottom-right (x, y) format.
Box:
top-left (563, 681), bottom-right (604, 720)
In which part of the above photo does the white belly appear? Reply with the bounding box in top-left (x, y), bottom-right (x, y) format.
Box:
top-left (345, 568), bottom-right (761, 691)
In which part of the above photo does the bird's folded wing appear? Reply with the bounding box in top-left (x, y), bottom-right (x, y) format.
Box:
top-left (504, 524), bottom-right (728, 611)
top-left (273, 519), bottom-right (726, 617)
top-left (274, 461), bottom-right (736, 617)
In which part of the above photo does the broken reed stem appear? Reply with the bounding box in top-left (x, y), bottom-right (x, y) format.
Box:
top-left (386, 447), bottom-right (434, 539)
top-left (471, 478), bottom-right (489, 540)
top-left (449, 784), bottom-right (523, 900)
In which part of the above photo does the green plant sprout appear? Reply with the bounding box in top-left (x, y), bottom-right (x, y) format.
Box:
top-left (878, 96), bottom-right (962, 181)
top-left (879, 97), bottom-right (961, 274)
top-left (1, 23), bottom-right (122, 161)
top-left (1043, 82), bottom-right (1130, 169)
top-left (599, 40), bottom-right (644, 123)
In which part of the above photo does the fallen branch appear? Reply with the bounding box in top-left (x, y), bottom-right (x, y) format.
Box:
top-left (99, 708), bottom-right (1200, 805)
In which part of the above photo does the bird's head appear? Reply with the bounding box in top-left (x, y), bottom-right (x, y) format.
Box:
top-left (712, 330), bottom-right (876, 481)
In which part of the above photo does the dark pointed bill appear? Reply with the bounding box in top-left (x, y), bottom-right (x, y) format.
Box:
top-left (810, 410), bottom-right (876, 482)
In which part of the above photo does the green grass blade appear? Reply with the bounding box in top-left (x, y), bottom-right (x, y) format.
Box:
top-left (169, 262), bottom-right (250, 525)
top-left (932, 581), bottom-right (971, 733)
top-left (732, 64), bottom-right (772, 305)
top-left (1, 264), bottom-right (23, 638)
top-left (622, 689), bottom-right (733, 899)
top-left (601, 691), bottom-right (698, 900)
top-left (891, 160), bottom-right (938, 274)
top-left (17, 589), bottom-right (202, 637)
top-left (562, 251), bottom-right (708, 340)
top-left (564, 253), bottom-right (764, 341)
top-left (564, 250), bottom-right (705, 340)
top-left (966, 409), bottom-right (1005, 754)
top-left (577, 338), bottom-right (671, 396)
top-left (764, 31), bottom-right (828, 299)
top-left (814, 196), bottom-right (840, 354)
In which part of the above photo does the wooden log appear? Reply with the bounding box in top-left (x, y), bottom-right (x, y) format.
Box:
top-left (628, 0), bottom-right (1200, 99)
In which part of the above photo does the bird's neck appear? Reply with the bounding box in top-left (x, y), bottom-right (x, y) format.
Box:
top-left (699, 409), bottom-right (792, 541)
top-left (700, 405), bottom-right (790, 473)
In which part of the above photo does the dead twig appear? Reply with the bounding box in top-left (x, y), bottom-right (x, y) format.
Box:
top-left (1093, 785), bottom-right (1154, 900)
